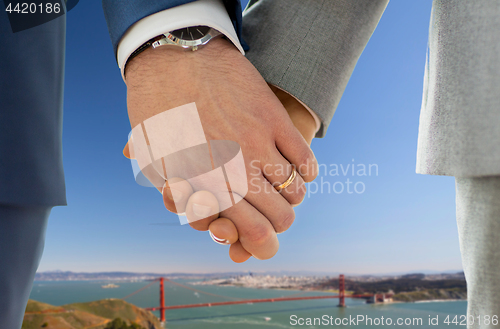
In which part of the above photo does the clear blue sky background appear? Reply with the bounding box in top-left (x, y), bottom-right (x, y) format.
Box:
top-left (38, 0), bottom-right (461, 275)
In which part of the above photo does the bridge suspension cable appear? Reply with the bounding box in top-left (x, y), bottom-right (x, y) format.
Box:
top-left (122, 280), bottom-right (158, 300)
top-left (120, 277), bottom-right (242, 301)
top-left (162, 277), bottom-right (242, 301)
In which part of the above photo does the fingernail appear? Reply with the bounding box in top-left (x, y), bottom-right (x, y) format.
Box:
top-left (209, 230), bottom-right (229, 245)
top-left (169, 188), bottom-right (183, 203)
top-left (192, 203), bottom-right (212, 218)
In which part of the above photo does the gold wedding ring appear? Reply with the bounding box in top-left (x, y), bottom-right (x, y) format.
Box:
top-left (275, 168), bottom-right (297, 192)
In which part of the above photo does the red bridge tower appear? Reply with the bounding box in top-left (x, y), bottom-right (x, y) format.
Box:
top-left (338, 274), bottom-right (345, 307)
top-left (159, 277), bottom-right (166, 324)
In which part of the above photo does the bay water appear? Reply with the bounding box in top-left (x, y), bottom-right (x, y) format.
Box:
top-left (29, 280), bottom-right (468, 328)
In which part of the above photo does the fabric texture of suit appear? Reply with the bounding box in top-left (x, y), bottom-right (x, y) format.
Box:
top-left (0, 14), bottom-right (66, 206)
top-left (456, 177), bottom-right (500, 329)
top-left (242, 0), bottom-right (388, 138)
top-left (0, 205), bottom-right (51, 329)
top-left (417, 0), bottom-right (500, 177)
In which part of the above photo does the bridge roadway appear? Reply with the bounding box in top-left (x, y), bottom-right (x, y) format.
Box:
top-left (144, 294), bottom-right (374, 311)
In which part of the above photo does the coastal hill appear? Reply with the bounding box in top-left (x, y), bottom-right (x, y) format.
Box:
top-left (22, 299), bottom-right (163, 329)
top-left (313, 272), bottom-right (467, 302)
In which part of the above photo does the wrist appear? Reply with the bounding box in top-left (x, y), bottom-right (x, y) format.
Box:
top-left (125, 37), bottom-right (239, 81)
top-left (125, 37), bottom-right (242, 128)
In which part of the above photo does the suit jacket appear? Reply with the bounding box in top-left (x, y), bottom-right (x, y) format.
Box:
top-left (0, 14), bottom-right (66, 206)
top-left (416, 0), bottom-right (500, 177)
top-left (244, 0), bottom-right (500, 177)
top-left (242, 0), bottom-right (389, 138)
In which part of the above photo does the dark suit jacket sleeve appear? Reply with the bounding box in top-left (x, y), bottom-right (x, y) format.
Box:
top-left (102, 0), bottom-right (245, 59)
top-left (0, 14), bottom-right (66, 206)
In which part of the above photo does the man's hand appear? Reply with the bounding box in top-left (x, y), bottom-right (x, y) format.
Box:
top-left (205, 86), bottom-right (318, 262)
top-left (125, 37), bottom-right (318, 261)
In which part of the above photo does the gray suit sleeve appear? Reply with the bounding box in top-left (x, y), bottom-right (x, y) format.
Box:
top-left (243, 0), bottom-right (388, 137)
top-left (416, 0), bottom-right (500, 177)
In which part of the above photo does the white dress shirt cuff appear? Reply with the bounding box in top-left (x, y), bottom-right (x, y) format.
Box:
top-left (117, 0), bottom-right (244, 81)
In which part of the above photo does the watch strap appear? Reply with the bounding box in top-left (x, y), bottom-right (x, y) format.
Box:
top-left (126, 35), bottom-right (165, 70)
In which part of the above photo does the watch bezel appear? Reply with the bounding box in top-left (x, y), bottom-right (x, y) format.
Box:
top-left (152, 27), bottom-right (221, 50)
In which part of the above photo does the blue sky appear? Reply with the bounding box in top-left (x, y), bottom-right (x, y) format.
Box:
top-left (38, 0), bottom-right (461, 275)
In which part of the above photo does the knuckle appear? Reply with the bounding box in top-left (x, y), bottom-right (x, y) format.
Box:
top-left (287, 181), bottom-right (306, 205)
top-left (295, 149), bottom-right (317, 182)
top-left (274, 207), bottom-right (295, 233)
top-left (310, 161), bottom-right (319, 181)
top-left (244, 224), bottom-right (274, 248)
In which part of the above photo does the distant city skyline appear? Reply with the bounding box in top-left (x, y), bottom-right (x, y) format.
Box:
top-left (34, 269), bottom-right (464, 280)
top-left (37, 0), bottom-right (462, 275)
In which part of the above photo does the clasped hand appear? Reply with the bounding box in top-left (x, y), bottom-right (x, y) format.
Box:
top-left (123, 38), bottom-right (318, 262)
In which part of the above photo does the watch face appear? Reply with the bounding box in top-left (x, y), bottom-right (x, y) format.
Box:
top-left (171, 26), bottom-right (211, 41)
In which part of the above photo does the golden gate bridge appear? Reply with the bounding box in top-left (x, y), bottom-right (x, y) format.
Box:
top-left (120, 274), bottom-right (392, 324)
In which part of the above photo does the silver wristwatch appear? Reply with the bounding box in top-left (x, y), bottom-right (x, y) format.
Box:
top-left (153, 25), bottom-right (221, 51)
top-left (127, 26), bottom-right (222, 67)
